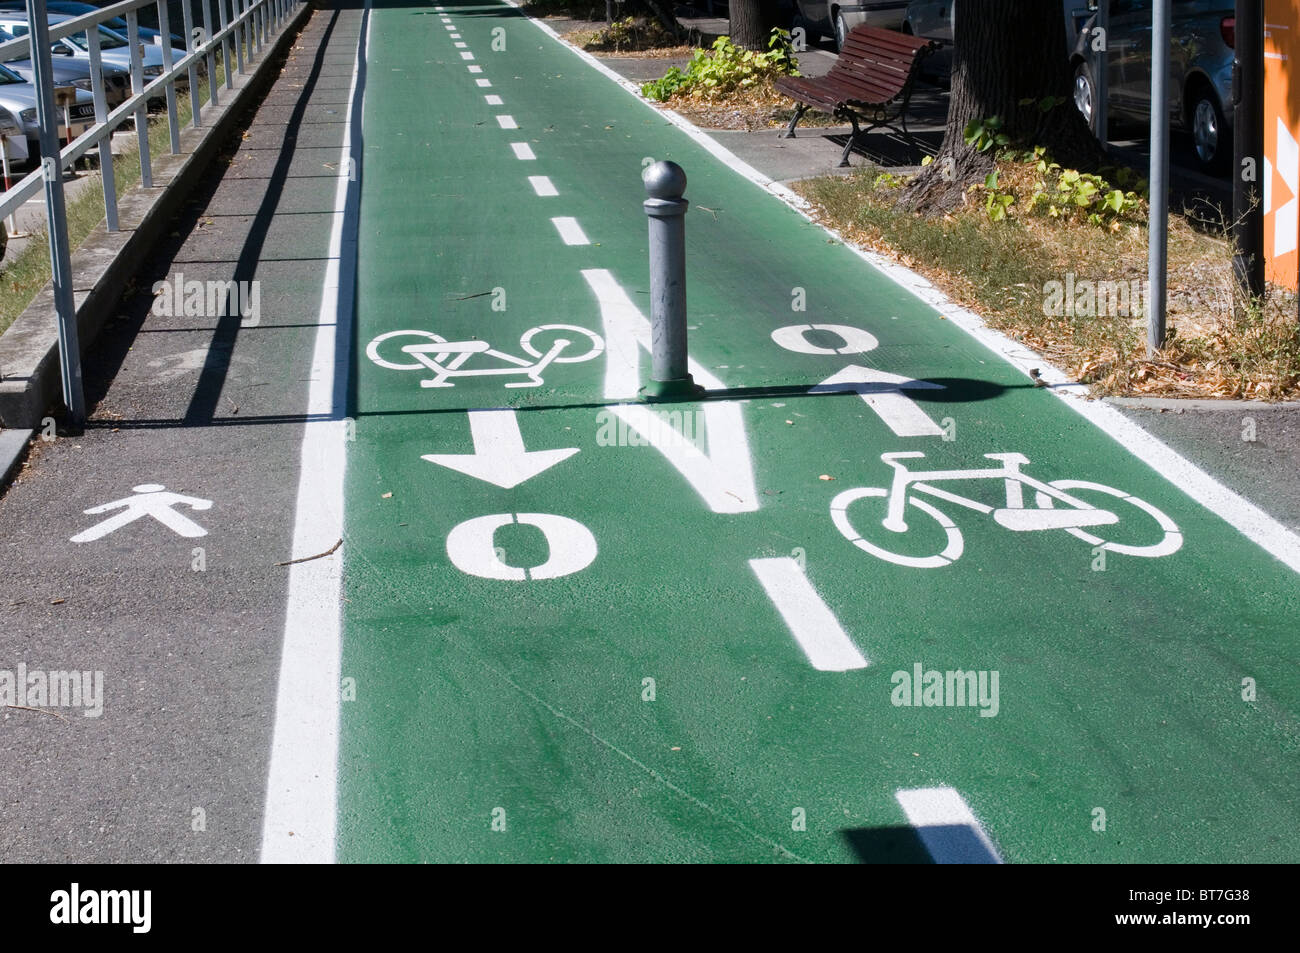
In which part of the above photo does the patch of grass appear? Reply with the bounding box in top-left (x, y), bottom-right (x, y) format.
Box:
top-left (795, 161), bottom-right (1300, 400)
top-left (0, 62), bottom-right (226, 337)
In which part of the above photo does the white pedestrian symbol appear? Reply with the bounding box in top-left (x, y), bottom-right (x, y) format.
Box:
top-left (71, 484), bottom-right (212, 543)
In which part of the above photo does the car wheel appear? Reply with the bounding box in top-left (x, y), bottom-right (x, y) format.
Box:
top-left (1073, 60), bottom-right (1099, 135)
top-left (834, 10), bottom-right (849, 51)
top-left (1189, 88), bottom-right (1228, 173)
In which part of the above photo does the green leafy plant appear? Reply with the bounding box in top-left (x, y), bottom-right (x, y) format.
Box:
top-left (642, 29), bottom-right (799, 102)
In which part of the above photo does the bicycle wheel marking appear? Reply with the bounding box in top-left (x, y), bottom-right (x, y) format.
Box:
top-left (831, 487), bottom-right (964, 569)
top-left (1036, 480), bottom-right (1184, 557)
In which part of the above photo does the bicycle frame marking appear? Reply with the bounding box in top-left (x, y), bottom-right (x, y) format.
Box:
top-left (833, 452), bottom-right (1183, 568)
top-left (404, 339), bottom-right (570, 388)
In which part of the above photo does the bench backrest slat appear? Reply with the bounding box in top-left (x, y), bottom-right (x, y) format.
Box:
top-left (822, 26), bottom-right (938, 105)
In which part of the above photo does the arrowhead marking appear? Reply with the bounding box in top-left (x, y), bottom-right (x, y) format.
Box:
top-left (422, 409), bottom-right (578, 489)
top-left (810, 366), bottom-right (946, 438)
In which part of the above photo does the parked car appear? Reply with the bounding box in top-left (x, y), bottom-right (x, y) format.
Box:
top-left (0, 1), bottom-right (183, 48)
top-left (0, 25), bottom-right (130, 108)
top-left (903, 2), bottom-right (1095, 48)
top-left (794, 1), bottom-right (908, 51)
top-left (0, 12), bottom-right (187, 89)
top-left (0, 59), bottom-right (96, 158)
top-left (1071, 0), bottom-right (1234, 172)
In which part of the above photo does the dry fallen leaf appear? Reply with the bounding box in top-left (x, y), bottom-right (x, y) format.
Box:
top-left (819, 474), bottom-right (835, 481)
top-left (381, 492), bottom-right (392, 499)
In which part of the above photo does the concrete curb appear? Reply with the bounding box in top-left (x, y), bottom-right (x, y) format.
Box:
top-left (0, 2), bottom-right (311, 429)
top-left (1105, 396), bottom-right (1300, 412)
top-left (0, 427), bottom-right (33, 490)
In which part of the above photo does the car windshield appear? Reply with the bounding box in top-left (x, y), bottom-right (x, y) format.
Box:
top-left (0, 61), bottom-right (22, 84)
top-left (65, 26), bottom-right (130, 52)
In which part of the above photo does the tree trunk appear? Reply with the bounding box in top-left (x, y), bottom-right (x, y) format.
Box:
top-left (897, 0), bottom-right (1105, 216)
top-left (730, 0), bottom-right (780, 51)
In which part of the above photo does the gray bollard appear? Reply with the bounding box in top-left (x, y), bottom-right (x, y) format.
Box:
top-left (641, 161), bottom-right (704, 401)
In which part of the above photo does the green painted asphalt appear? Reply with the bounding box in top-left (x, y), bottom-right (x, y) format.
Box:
top-left (336, 0), bottom-right (1300, 862)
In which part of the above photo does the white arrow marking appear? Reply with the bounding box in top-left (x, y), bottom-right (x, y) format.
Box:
top-left (582, 268), bottom-right (758, 513)
top-left (422, 409), bottom-right (578, 489)
top-left (809, 366), bottom-right (946, 437)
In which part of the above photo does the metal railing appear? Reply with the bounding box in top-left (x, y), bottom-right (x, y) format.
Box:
top-left (0, 0), bottom-right (303, 425)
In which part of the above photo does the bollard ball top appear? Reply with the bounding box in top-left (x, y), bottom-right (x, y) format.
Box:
top-left (643, 160), bottom-right (687, 200)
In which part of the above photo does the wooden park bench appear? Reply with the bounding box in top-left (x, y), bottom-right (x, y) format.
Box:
top-left (774, 26), bottom-right (942, 167)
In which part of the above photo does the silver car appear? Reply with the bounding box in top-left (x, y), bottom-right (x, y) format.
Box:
top-left (1071, 0), bottom-right (1235, 172)
top-left (0, 12), bottom-right (187, 90)
top-left (794, 1), bottom-right (909, 51)
top-left (0, 25), bottom-right (131, 108)
top-left (0, 58), bottom-right (96, 158)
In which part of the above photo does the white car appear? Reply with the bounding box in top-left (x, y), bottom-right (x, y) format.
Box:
top-left (793, 1), bottom-right (909, 51)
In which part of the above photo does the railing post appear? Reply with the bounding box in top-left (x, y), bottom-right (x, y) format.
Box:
top-left (219, 0), bottom-right (233, 90)
top-left (127, 10), bottom-right (152, 189)
top-left (234, 0), bottom-right (246, 76)
top-left (28, 0), bottom-right (85, 427)
top-left (641, 161), bottom-right (702, 401)
top-left (86, 24), bottom-right (118, 232)
top-left (203, 0), bottom-right (218, 108)
top-left (156, 1), bottom-right (180, 154)
top-left (181, 0), bottom-right (202, 127)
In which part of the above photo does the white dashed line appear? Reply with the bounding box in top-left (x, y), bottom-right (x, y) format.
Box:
top-left (476, 78), bottom-right (492, 87)
top-left (510, 142), bottom-right (535, 160)
top-left (551, 217), bottom-right (589, 245)
top-left (467, 65), bottom-right (482, 73)
top-left (484, 94), bottom-right (503, 105)
top-left (450, 32), bottom-right (461, 38)
top-left (895, 787), bottom-right (1003, 864)
top-left (460, 51), bottom-right (474, 60)
top-left (529, 176), bottom-right (558, 196)
top-left (749, 558), bottom-right (867, 671)
top-left (455, 41), bottom-right (467, 48)
top-left (496, 115), bottom-right (518, 129)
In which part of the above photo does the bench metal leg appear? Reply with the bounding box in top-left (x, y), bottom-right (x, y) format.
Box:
top-left (838, 115), bottom-right (861, 167)
top-left (782, 103), bottom-right (809, 140)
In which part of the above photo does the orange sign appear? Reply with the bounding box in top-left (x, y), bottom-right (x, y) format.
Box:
top-left (1265, 2), bottom-right (1300, 289)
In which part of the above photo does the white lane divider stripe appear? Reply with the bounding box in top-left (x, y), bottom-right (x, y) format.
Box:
top-left (749, 558), bottom-right (867, 671)
top-left (467, 65), bottom-right (482, 73)
top-left (529, 175), bottom-right (558, 196)
top-left (510, 142), bottom-right (536, 160)
top-left (895, 787), bottom-right (1003, 864)
top-left (476, 78), bottom-right (492, 87)
top-left (460, 51), bottom-right (475, 60)
top-left (455, 41), bottom-right (467, 48)
top-left (496, 115), bottom-right (518, 129)
top-left (260, 0), bottom-right (373, 866)
top-left (552, 217), bottom-right (589, 245)
top-left (485, 94), bottom-right (503, 105)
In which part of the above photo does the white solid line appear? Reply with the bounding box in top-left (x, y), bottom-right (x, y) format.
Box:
top-left (476, 78), bottom-right (492, 87)
top-left (506, 0), bottom-right (1300, 577)
top-left (528, 175), bottom-right (557, 196)
top-left (484, 94), bottom-right (503, 105)
top-left (260, 0), bottom-right (371, 865)
top-left (510, 142), bottom-right (535, 160)
top-left (895, 787), bottom-right (1003, 864)
top-left (749, 558), bottom-right (867, 671)
top-left (460, 51), bottom-right (475, 60)
top-left (467, 64), bottom-right (482, 73)
top-left (495, 114), bottom-right (518, 129)
top-left (551, 217), bottom-right (589, 245)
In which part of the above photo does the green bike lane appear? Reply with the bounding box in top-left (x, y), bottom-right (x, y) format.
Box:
top-left (335, 0), bottom-right (1300, 862)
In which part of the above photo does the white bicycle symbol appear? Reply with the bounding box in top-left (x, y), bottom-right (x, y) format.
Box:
top-left (831, 451), bottom-right (1183, 568)
top-left (366, 324), bottom-right (605, 388)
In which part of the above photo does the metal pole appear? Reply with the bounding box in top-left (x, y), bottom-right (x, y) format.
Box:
top-left (1233, 0), bottom-right (1265, 308)
top-left (1148, 0), bottom-right (1171, 355)
top-left (26, 0), bottom-right (85, 427)
top-left (641, 161), bottom-right (702, 401)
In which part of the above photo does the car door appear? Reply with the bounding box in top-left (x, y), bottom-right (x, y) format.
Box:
top-left (1107, 0), bottom-right (1152, 120)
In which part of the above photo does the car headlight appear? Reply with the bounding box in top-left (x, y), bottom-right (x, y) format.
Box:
top-left (20, 108), bottom-right (34, 122)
